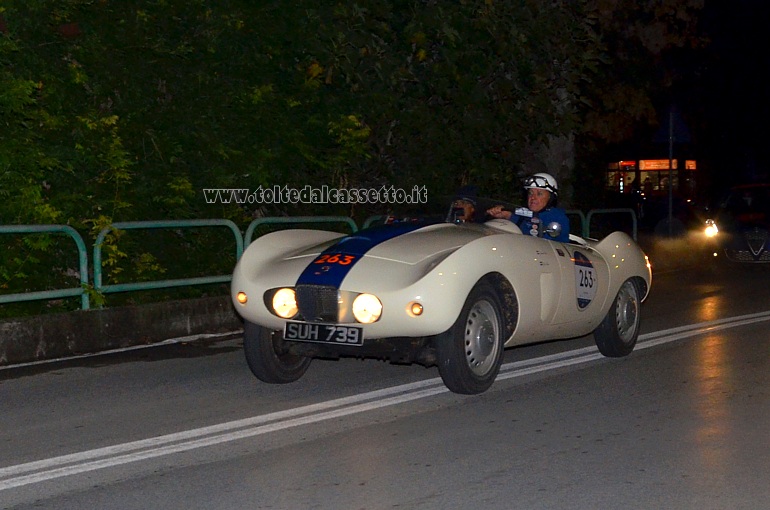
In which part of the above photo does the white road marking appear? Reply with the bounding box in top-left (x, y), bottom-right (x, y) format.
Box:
top-left (2, 310), bottom-right (770, 491)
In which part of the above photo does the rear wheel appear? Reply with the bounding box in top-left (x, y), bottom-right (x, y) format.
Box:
top-left (243, 321), bottom-right (311, 383)
top-left (593, 279), bottom-right (640, 357)
top-left (435, 281), bottom-right (506, 395)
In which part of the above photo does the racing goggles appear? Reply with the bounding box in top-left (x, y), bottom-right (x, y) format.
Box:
top-left (452, 199), bottom-right (474, 208)
top-left (523, 175), bottom-right (556, 194)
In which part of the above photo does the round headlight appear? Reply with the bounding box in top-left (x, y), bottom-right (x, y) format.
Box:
top-left (272, 288), bottom-right (298, 318)
top-left (352, 293), bottom-right (382, 324)
top-left (704, 220), bottom-right (719, 238)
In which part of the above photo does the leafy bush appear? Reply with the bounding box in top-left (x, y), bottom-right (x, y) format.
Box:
top-left (0, 0), bottom-right (704, 314)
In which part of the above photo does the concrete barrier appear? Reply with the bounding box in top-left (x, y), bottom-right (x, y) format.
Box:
top-left (0, 295), bottom-right (243, 366)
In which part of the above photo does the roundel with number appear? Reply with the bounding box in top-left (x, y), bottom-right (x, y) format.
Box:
top-left (573, 251), bottom-right (597, 309)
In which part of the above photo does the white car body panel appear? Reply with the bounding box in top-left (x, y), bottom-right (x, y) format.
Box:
top-left (231, 219), bottom-right (651, 348)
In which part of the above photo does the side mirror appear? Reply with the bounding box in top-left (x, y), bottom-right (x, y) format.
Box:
top-left (545, 221), bottom-right (562, 238)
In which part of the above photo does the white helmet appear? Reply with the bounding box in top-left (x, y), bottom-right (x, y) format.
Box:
top-left (523, 172), bottom-right (558, 195)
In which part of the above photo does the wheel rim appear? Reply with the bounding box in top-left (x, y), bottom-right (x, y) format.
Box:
top-left (615, 281), bottom-right (639, 343)
top-left (463, 299), bottom-right (501, 377)
top-left (272, 331), bottom-right (309, 369)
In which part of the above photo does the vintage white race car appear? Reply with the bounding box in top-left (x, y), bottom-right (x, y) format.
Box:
top-left (231, 215), bottom-right (652, 394)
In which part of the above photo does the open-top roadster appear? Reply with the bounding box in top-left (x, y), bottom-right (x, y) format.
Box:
top-left (231, 211), bottom-right (652, 394)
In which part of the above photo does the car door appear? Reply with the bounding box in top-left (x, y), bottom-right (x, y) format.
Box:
top-left (545, 241), bottom-right (610, 337)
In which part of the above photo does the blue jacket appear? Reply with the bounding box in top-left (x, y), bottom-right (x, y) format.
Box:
top-left (510, 207), bottom-right (570, 242)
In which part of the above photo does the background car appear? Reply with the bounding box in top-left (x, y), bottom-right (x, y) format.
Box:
top-left (704, 183), bottom-right (770, 265)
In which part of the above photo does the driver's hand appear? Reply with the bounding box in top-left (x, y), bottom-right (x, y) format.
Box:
top-left (486, 206), bottom-right (512, 220)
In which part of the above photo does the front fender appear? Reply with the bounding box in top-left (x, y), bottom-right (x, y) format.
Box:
top-left (231, 229), bottom-right (345, 318)
top-left (348, 235), bottom-right (520, 338)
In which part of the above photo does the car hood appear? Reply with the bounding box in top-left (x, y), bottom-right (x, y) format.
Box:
top-left (735, 212), bottom-right (769, 227)
top-left (719, 212), bottom-right (770, 232)
top-left (290, 222), bottom-right (490, 265)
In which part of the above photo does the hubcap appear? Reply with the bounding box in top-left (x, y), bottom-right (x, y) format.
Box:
top-left (615, 281), bottom-right (639, 343)
top-left (463, 299), bottom-right (501, 376)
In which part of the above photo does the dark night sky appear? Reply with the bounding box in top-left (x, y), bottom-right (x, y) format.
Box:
top-left (691, 0), bottom-right (770, 188)
top-left (596, 1), bottom-right (770, 201)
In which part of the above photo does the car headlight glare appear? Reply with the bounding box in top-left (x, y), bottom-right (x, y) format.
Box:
top-left (352, 293), bottom-right (382, 324)
top-left (272, 288), bottom-right (298, 318)
top-left (704, 219), bottom-right (719, 238)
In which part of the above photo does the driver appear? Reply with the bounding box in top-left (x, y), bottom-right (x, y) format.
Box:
top-left (448, 185), bottom-right (480, 223)
top-left (487, 172), bottom-right (570, 242)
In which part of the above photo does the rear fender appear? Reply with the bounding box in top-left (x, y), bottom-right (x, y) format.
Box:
top-left (593, 232), bottom-right (652, 301)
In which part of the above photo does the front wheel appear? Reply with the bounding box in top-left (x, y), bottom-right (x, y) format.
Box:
top-left (243, 321), bottom-right (311, 384)
top-left (435, 281), bottom-right (506, 395)
top-left (593, 279), bottom-right (641, 357)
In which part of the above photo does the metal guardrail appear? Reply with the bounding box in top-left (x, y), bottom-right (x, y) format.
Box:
top-left (93, 220), bottom-right (243, 297)
top-left (586, 208), bottom-right (638, 240)
top-left (1, 217), bottom-right (356, 309)
top-left (244, 216), bottom-right (358, 247)
top-left (362, 215), bottom-right (386, 229)
top-left (2, 210), bottom-right (638, 310)
top-left (565, 209), bottom-right (588, 238)
top-left (0, 225), bottom-right (90, 309)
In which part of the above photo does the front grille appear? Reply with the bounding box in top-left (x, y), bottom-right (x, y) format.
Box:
top-left (726, 249), bottom-right (770, 262)
top-left (725, 227), bottom-right (770, 262)
top-left (745, 227), bottom-right (769, 253)
top-left (295, 285), bottom-right (339, 323)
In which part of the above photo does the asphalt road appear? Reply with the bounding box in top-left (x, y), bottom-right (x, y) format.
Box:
top-left (1, 264), bottom-right (770, 510)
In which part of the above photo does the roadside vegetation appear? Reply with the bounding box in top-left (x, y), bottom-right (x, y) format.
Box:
top-left (0, 0), bottom-right (703, 314)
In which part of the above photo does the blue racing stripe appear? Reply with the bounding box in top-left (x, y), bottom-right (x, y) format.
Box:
top-left (295, 223), bottom-right (426, 288)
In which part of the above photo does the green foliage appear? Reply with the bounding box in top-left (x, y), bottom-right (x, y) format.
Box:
top-left (89, 218), bottom-right (127, 282)
top-left (0, 0), bottom-right (704, 315)
top-left (82, 283), bottom-right (106, 309)
top-left (578, 0), bottom-right (706, 144)
top-left (255, 0), bottom-right (610, 209)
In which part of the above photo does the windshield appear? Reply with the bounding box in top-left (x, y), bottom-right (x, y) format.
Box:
top-left (374, 195), bottom-right (520, 226)
top-left (723, 186), bottom-right (770, 215)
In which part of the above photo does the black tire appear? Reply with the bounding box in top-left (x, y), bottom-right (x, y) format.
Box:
top-left (243, 321), bottom-right (311, 384)
top-left (593, 279), bottom-right (641, 357)
top-left (435, 281), bottom-right (506, 395)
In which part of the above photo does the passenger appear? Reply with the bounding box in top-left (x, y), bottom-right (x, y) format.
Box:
top-left (448, 185), bottom-right (480, 223)
top-left (487, 172), bottom-right (570, 242)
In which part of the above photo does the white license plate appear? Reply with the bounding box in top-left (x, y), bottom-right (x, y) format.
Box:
top-left (283, 321), bottom-right (363, 346)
